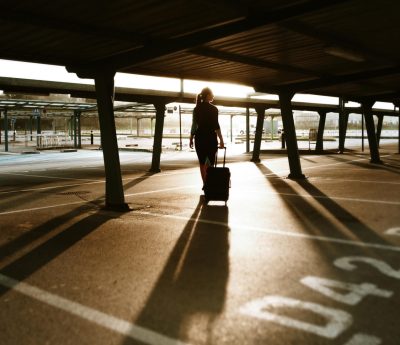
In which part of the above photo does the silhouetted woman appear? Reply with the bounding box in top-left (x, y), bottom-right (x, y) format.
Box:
top-left (189, 87), bottom-right (224, 186)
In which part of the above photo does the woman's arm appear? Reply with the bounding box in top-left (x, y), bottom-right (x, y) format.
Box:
top-left (216, 129), bottom-right (224, 148)
top-left (190, 111), bottom-right (197, 149)
top-left (189, 134), bottom-right (194, 149)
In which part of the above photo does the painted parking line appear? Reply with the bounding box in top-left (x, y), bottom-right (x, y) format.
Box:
top-left (308, 177), bottom-right (400, 185)
top-left (0, 273), bottom-right (189, 345)
top-left (125, 185), bottom-right (198, 197)
top-left (0, 185), bottom-right (199, 216)
top-left (0, 171), bottom-right (195, 195)
top-left (0, 171), bottom-right (101, 182)
top-left (1, 193), bottom-right (398, 252)
top-left (135, 210), bottom-right (400, 253)
top-left (0, 201), bottom-right (88, 216)
top-left (262, 154), bottom-right (392, 176)
top-left (240, 189), bottom-right (400, 206)
top-left (0, 181), bottom-right (104, 195)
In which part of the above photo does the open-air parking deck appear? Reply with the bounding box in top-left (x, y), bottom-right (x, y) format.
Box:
top-left (0, 143), bottom-right (399, 344)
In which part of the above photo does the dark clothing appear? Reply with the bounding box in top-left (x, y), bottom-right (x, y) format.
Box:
top-left (192, 102), bottom-right (220, 165)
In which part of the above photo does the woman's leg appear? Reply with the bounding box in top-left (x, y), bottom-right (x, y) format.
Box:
top-left (200, 163), bottom-right (207, 183)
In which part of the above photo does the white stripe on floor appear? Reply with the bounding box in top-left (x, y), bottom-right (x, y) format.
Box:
top-left (0, 274), bottom-right (189, 345)
top-left (136, 210), bottom-right (400, 253)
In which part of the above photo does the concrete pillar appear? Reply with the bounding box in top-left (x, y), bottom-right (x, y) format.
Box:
top-left (338, 98), bottom-right (348, 154)
top-left (137, 118), bottom-right (140, 137)
top-left (398, 107), bottom-right (400, 154)
top-left (178, 105), bottom-right (182, 151)
top-left (279, 92), bottom-right (305, 179)
top-left (29, 116), bottom-right (33, 141)
top-left (4, 109), bottom-right (8, 152)
top-left (150, 101), bottom-right (166, 173)
top-left (376, 114), bottom-right (383, 147)
top-left (361, 113), bottom-right (365, 152)
top-left (36, 111), bottom-right (41, 148)
top-left (73, 110), bottom-right (78, 148)
top-left (94, 70), bottom-right (128, 211)
top-left (362, 101), bottom-right (381, 164)
top-left (394, 101), bottom-right (400, 154)
top-left (76, 110), bottom-right (82, 149)
top-left (230, 114), bottom-right (233, 143)
top-left (271, 115), bottom-right (274, 140)
top-left (251, 104), bottom-right (266, 163)
top-left (316, 111), bottom-right (327, 151)
top-left (246, 106), bottom-right (250, 153)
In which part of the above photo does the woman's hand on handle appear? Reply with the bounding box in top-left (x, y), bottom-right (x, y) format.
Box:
top-left (216, 129), bottom-right (224, 149)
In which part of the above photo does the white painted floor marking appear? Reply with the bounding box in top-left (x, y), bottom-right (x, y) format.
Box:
top-left (343, 333), bottom-right (381, 345)
top-left (0, 201), bottom-right (87, 216)
top-left (334, 256), bottom-right (400, 279)
top-left (310, 177), bottom-right (400, 185)
top-left (300, 276), bottom-right (392, 305)
top-left (136, 211), bottom-right (400, 253)
top-left (257, 190), bottom-right (400, 206)
top-left (239, 295), bottom-right (353, 339)
top-left (385, 227), bottom-right (400, 236)
top-left (0, 181), bottom-right (104, 195)
top-left (125, 185), bottom-right (198, 197)
top-left (0, 173), bottom-right (193, 195)
top-left (0, 274), bottom-right (189, 345)
top-left (263, 154), bottom-right (391, 176)
top-left (0, 171), bottom-right (101, 182)
top-left (0, 185), bottom-right (198, 216)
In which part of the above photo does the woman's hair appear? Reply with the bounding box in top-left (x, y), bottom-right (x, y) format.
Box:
top-left (196, 87), bottom-right (213, 106)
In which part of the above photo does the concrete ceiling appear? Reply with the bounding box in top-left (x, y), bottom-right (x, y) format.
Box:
top-left (1, 0), bottom-right (400, 103)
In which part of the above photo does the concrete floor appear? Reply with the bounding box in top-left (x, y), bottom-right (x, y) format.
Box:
top-left (0, 144), bottom-right (399, 345)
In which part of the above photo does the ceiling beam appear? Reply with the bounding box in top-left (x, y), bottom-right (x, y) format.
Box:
top-left (280, 20), bottom-right (396, 65)
top-left (0, 7), bottom-right (148, 45)
top-left (257, 65), bottom-right (400, 94)
top-left (189, 47), bottom-right (326, 77)
top-left (354, 92), bottom-right (400, 104)
top-left (67, 0), bottom-right (350, 75)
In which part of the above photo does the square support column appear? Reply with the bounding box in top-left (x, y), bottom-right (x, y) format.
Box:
top-left (94, 71), bottom-right (129, 211)
top-left (316, 111), bottom-right (327, 151)
top-left (246, 106), bottom-right (250, 153)
top-left (73, 110), bottom-right (78, 148)
top-left (376, 114), bottom-right (383, 147)
top-left (395, 101), bottom-right (400, 154)
top-left (36, 111), bottom-right (41, 148)
top-left (4, 109), bottom-right (8, 152)
top-left (230, 115), bottom-right (233, 143)
top-left (29, 116), bottom-right (33, 141)
top-left (338, 98), bottom-right (349, 154)
top-left (75, 110), bottom-right (82, 149)
top-left (251, 104), bottom-right (266, 163)
top-left (361, 101), bottom-right (382, 164)
top-left (150, 101), bottom-right (166, 173)
top-left (279, 92), bottom-right (305, 179)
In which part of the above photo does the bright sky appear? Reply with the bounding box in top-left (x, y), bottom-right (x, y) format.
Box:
top-left (0, 59), bottom-right (397, 111)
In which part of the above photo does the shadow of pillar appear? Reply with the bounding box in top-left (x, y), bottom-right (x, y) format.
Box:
top-left (131, 196), bottom-right (230, 344)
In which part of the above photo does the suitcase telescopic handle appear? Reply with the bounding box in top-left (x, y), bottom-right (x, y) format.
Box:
top-left (214, 147), bottom-right (227, 167)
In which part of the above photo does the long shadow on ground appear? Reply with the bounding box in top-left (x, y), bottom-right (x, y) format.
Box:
top-left (127, 196), bottom-right (230, 344)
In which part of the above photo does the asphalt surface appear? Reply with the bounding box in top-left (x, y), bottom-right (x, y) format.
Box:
top-left (0, 144), bottom-right (399, 345)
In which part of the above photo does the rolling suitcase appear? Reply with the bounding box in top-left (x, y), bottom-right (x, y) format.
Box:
top-left (204, 147), bottom-right (231, 204)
